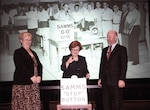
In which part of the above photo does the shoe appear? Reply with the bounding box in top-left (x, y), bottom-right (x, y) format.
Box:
top-left (132, 62), bottom-right (139, 65)
top-left (128, 59), bottom-right (132, 61)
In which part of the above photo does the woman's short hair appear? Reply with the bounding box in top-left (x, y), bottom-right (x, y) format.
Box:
top-left (18, 32), bottom-right (32, 40)
top-left (69, 41), bottom-right (82, 51)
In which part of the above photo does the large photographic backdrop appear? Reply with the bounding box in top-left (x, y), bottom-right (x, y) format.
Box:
top-left (0, 0), bottom-right (150, 81)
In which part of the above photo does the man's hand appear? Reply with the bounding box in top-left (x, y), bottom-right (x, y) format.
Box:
top-left (118, 80), bottom-right (125, 88)
top-left (98, 79), bottom-right (102, 87)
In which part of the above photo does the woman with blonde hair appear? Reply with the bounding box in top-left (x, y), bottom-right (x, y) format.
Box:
top-left (11, 32), bottom-right (42, 110)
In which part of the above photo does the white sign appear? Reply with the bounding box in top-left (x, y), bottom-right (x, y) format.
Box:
top-left (60, 78), bottom-right (88, 105)
top-left (49, 21), bottom-right (74, 41)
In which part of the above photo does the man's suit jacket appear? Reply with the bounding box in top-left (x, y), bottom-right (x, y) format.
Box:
top-left (13, 47), bottom-right (42, 85)
top-left (99, 44), bottom-right (128, 86)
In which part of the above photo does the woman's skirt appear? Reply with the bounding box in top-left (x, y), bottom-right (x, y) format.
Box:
top-left (11, 83), bottom-right (41, 110)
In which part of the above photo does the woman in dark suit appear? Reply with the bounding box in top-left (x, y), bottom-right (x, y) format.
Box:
top-left (61, 41), bottom-right (90, 78)
top-left (11, 32), bottom-right (42, 110)
top-left (98, 30), bottom-right (128, 110)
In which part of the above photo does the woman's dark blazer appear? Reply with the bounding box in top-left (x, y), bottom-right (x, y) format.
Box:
top-left (13, 47), bottom-right (42, 85)
top-left (61, 54), bottom-right (89, 78)
top-left (99, 44), bottom-right (128, 86)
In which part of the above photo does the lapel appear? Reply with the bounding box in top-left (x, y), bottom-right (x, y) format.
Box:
top-left (21, 47), bottom-right (34, 63)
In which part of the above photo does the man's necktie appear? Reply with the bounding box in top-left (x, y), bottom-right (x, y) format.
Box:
top-left (107, 46), bottom-right (112, 60)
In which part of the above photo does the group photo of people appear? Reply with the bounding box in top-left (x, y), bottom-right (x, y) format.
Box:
top-left (0, 0), bottom-right (149, 80)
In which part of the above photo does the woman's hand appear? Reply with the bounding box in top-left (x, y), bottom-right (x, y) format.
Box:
top-left (30, 76), bottom-right (37, 83)
top-left (30, 76), bottom-right (41, 84)
top-left (86, 73), bottom-right (90, 79)
top-left (66, 56), bottom-right (74, 68)
top-left (36, 76), bottom-right (41, 83)
top-left (67, 56), bottom-right (74, 64)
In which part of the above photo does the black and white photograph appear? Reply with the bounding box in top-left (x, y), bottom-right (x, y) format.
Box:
top-left (0, 0), bottom-right (149, 81)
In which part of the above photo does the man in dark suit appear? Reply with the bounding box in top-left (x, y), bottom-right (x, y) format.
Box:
top-left (98, 30), bottom-right (128, 110)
